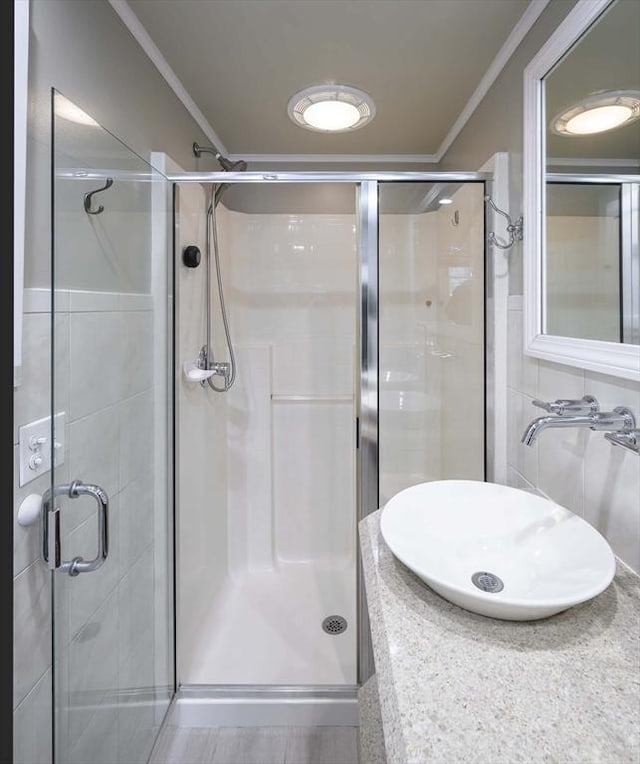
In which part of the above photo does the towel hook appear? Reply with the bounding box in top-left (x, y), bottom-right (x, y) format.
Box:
top-left (84, 178), bottom-right (113, 215)
top-left (485, 194), bottom-right (523, 250)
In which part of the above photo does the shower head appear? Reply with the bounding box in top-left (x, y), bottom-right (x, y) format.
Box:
top-left (193, 142), bottom-right (248, 173)
top-left (217, 155), bottom-right (248, 173)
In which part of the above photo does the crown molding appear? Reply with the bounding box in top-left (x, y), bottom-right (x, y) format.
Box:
top-left (433, 0), bottom-right (550, 161)
top-left (108, 0), bottom-right (228, 155)
top-left (109, 0), bottom-right (550, 165)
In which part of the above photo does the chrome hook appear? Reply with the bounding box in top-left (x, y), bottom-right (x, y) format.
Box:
top-left (83, 177), bottom-right (113, 215)
top-left (485, 194), bottom-right (523, 250)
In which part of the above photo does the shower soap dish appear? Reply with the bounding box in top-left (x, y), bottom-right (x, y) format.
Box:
top-left (183, 362), bottom-right (216, 383)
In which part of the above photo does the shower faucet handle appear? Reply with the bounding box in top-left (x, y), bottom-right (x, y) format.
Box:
top-left (532, 395), bottom-right (599, 416)
top-left (212, 362), bottom-right (231, 384)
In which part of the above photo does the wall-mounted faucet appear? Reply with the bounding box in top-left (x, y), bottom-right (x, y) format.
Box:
top-left (521, 396), bottom-right (636, 447)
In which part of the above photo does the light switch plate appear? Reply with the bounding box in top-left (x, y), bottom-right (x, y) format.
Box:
top-left (19, 412), bottom-right (65, 487)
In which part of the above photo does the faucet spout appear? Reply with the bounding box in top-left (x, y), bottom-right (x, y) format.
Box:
top-left (521, 415), bottom-right (597, 446)
top-left (521, 406), bottom-right (635, 447)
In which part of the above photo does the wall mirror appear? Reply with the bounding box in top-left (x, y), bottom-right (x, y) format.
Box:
top-left (524, 0), bottom-right (640, 380)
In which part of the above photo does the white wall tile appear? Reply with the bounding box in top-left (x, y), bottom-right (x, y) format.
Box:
top-left (583, 431), bottom-right (640, 573)
top-left (537, 359), bottom-right (585, 402)
top-left (118, 390), bottom-right (153, 490)
top-left (14, 312), bottom-right (49, 443)
top-left (118, 473), bottom-right (153, 576)
top-left (69, 312), bottom-right (123, 421)
top-left (13, 669), bottom-right (52, 764)
top-left (537, 427), bottom-right (586, 516)
top-left (506, 389), bottom-right (538, 486)
top-left (505, 280), bottom-right (639, 572)
top-left (67, 589), bottom-right (119, 747)
top-left (13, 561), bottom-right (51, 708)
top-left (66, 405), bottom-right (120, 532)
top-left (14, 312), bottom-right (68, 442)
top-left (118, 547), bottom-right (155, 693)
top-left (122, 311), bottom-right (153, 397)
top-left (506, 308), bottom-right (537, 397)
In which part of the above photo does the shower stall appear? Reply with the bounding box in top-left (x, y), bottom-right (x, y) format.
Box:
top-left (172, 173), bottom-right (487, 720)
top-left (49, 91), bottom-right (488, 761)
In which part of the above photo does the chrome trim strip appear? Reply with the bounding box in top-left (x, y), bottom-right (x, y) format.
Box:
top-left (621, 183), bottom-right (640, 345)
top-left (168, 171), bottom-right (491, 183)
top-left (547, 173), bottom-right (640, 184)
top-left (170, 685), bottom-right (360, 728)
top-left (357, 181), bottom-right (379, 684)
top-left (484, 179), bottom-right (495, 482)
top-left (178, 685), bottom-right (358, 698)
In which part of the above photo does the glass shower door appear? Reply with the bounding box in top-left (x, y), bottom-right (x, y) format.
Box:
top-left (49, 91), bottom-right (174, 764)
top-left (378, 182), bottom-right (486, 503)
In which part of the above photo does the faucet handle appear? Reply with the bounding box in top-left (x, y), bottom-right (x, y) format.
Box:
top-left (532, 399), bottom-right (562, 414)
top-left (532, 395), bottom-right (599, 416)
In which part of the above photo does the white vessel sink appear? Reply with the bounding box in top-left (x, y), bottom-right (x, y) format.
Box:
top-left (380, 480), bottom-right (615, 621)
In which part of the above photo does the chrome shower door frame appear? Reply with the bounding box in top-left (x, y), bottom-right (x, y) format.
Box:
top-left (168, 170), bottom-right (489, 686)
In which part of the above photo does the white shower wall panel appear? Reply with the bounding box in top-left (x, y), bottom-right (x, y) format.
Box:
top-left (222, 207), bottom-right (357, 573)
top-left (226, 345), bottom-right (274, 574)
top-left (176, 183), bottom-right (229, 681)
top-left (273, 401), bottom-right (355, 564)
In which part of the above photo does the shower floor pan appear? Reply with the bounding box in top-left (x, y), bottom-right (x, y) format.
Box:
top-left (182, 561), bottom-right (356, 686)
top-left (177, 561), bottom-right (357, 726)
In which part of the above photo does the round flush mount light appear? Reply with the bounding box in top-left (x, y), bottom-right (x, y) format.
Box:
top-left (438, 197), bottom-right (453, 205)
top-left (551, 90), bottom-right (640, 136)
top-left (288, 84), bottom-right (375, 133)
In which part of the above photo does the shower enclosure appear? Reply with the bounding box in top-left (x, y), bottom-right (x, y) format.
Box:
top-left (172, 173), bottom-right (487, 719)
top-left (48, 91), bottom-right (488, 761)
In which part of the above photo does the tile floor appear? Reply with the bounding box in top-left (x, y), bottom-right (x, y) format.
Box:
top-left (150, 725), bottom-right (360, 764)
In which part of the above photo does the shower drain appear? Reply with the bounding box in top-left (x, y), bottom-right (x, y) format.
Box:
top-left (471, 571), bottom-right (504, 593)
top-left (322, 615), bottom-right (348, 635)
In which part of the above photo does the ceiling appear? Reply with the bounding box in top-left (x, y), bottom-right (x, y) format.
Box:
top-left (127, 0), bottom-right (531, 157)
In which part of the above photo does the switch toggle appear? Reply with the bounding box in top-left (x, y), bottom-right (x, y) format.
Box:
top-left (19, 413), bottom-right (66, 487)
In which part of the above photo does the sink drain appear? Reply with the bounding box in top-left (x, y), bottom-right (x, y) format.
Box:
top-left (322, 615), bottom-right (347, 635)
top-left (471, 571), bottom-right (504, 593)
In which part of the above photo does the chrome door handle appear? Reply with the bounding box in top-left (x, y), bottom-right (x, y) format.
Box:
top-left (42, 480), bottom-right (109, 576)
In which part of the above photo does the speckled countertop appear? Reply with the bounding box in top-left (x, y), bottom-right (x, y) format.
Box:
top-left (360, 510), bottom-right (640, 764)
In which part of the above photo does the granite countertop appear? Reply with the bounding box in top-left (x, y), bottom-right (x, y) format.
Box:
top-left (360, 510), bottom-right (640, 764)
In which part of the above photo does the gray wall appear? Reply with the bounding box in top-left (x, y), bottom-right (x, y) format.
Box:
top-left (440, 0), bottom-right (578, 294)
top-left (25, 0), bottom-right (214, 287)
top-left (14, 2), bottom-right (213, 762)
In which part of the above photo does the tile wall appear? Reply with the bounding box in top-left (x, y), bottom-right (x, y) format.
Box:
top-left (506, 296), bottom-right (640, 573)
top-left (13, 289), bottom-right (169, 764)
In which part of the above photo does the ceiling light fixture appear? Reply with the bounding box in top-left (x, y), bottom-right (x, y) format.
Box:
top-left (439, 197), bottom-right (453, 205)
top-left (288, 84), bottom-right (375, 133)
top-left (551, 90), bottom-right (640, 136)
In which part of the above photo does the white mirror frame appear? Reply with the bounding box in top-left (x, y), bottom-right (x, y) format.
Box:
top-left (523, 0), bottom-right (640, 382)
